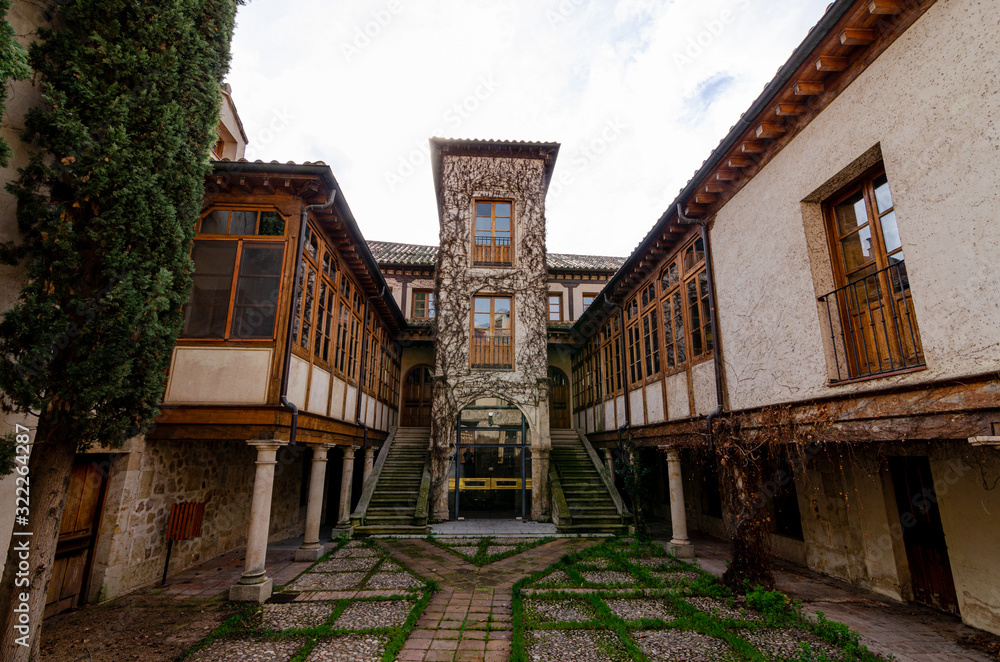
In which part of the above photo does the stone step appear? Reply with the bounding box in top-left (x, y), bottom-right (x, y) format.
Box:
top-left (354, 524), bottom-right (430, 537)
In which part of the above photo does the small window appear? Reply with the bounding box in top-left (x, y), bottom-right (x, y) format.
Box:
top-left (199, 209), bottom-right (286, 237)
top-left (412, 290), bottom-right (436, 319)
top-left (472, 200), bottom-right (513, 266)
top-left (582, 293), bottom-right (597, 312)
top-left (548, 293), bottom-right (563, 322)
top-left (471, 295), bottom-right (513, 369)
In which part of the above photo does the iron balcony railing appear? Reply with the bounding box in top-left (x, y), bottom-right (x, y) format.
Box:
top-left (818, 260), bottom-right (924, 383)
top-left (473, 236), bottom-right (512, 266)
top-left (471, 332), bottom-right (513, 369)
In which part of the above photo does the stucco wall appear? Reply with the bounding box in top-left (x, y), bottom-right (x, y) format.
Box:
top-left (711, 0), bottom-right (1000, 410)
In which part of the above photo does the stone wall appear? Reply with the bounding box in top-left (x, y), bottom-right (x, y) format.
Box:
top-left (88, 437), bottom-right (306, 602)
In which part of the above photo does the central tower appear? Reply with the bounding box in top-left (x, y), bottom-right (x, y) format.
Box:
top-left (427, 138), bottom-right (560, 522)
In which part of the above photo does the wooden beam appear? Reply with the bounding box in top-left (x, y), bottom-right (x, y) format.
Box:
top-left (815, 55), bottom-right (849, 72)
top-left (237, 177), bottom-right (253, 194)
top-left (704, 181), bottom-right (727, 193)
top-left (694, 192), bottom-right (717, 205)
top-left (728, 155), bottom-right (754, 168)
top-left (684, 203), bottom-right (707, 217)
top-left (741, 140), bottom-right (767, 154)
top-left (794, 80), bottom-right (825, 96)
top-left (755, 122), bottom-right (785, 139)
top-left (261, 178), bottom-right (275, 194)
top-left (715, 169), bottom-right (739, 181)
top-left (868, 0), bottom-right (904, 14)
top-left (840, 28), bottom-right (877, 46)
top-left (775, 102), bottom-right (806, 116)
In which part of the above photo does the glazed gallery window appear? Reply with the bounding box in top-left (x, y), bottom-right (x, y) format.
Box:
top-left (473, 200), bottom-right (513, 266)
top-left (471, 295), bottom-right (512, 369)
top-left (182, 209), bottom-right (287, 340)
top-left (660, 236), bottom-right (713, 372)
top-left (821, 166), bottom-right (923, 380)
top-left (548, 293), bottom-right (563, 322)
top-left (412, 290), bottom-right (436, 319)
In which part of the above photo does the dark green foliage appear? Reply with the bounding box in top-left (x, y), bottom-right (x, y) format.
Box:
top-left (0, 0), bottom-right (30, 167)
top-left (0, 0), bottom-right (239, 449)
top-left (0, 432), bottom-right (14, 476)
top-left (745, 584), bottom-right (791, 625)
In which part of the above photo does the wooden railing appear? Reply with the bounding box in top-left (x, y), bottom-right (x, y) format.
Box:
top-left (473, 237), bottom-right (512, 266)
top-left (471, 333), bottom-right (512, 369)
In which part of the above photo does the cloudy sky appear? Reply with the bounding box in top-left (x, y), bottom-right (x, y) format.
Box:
top-left (227, 0), bottom-right (831, 258)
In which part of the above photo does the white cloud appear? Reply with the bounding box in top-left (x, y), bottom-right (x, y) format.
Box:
top-left (226, 0), bottom-right (831, 257)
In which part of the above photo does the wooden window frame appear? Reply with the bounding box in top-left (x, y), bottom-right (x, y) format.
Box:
top-left (197, 206), bottom-right (287, 238)
top-left (657, 235), bottom-right (714, 376)
top-left (472, 199), bottom-right (514, 267)
top-left (581, 293), bottom-right (598, 314)
top-left (548, 292), bottom-right (563, 323)
top-left (180, 209), bottom-right (288, 343)
top-left (470, 294), bottom-right (514, 370)
top-left (822, 164), bottom-right (923, 380)
top-left (411, 290), bottom-right (436, 320)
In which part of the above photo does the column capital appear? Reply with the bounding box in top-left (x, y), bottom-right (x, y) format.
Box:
top-left (342, 445), bottom-right (358, 459)
top-left (246, 439), bottom-right (288, 451)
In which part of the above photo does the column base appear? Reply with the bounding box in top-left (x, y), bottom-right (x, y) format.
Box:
top-left (229, 577), bottom-right (273, 603)
top-left (294, 545), bottom-right (326, 562)
top-left (666, 540), bottom-right (695, 559)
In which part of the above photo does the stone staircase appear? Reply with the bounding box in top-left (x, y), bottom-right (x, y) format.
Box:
top-left (353, 427), bottom-right (431, 537)
top-left (550, 429), bottom-right (630, 535)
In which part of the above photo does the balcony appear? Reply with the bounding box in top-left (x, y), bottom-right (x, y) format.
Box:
top-left (818, 260), bottom-right (924, 383)
top-left (473, 236), bottom-right (512, 266)
top-left (471, 332), bottom-right (513, 369)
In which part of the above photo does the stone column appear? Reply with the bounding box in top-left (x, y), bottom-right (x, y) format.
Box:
top-left (295, 444), bottom-right (332, 561)
top-left (604, 447), bottom-right (615, 480)
top-left (665, 446), bottom-right (694, 558)
top-left (337, 446), bottom-right (357, 528)
top-left (531, 394), bottom-right (552, 521)
top-left (231, 440), bottom-right (287, 602)
top-left (363, 446), bottom-right (376, 484)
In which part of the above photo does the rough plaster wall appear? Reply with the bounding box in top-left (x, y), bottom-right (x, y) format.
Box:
top-left (89, 438), bottom-right (305, 601)
top-left (712, 0), bottom-right (1000, 410)
top-left (933, 449), bottom-right (1000, 634)
top-left (430, 154), bottom-right (551, 519)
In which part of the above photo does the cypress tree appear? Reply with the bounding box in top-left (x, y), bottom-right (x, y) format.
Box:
top-left (0, 0), bottom-right (30, 168)
top-left (0, 1), bottom-right (239, 657)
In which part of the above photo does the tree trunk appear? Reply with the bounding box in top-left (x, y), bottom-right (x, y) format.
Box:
top-left (720, 445), bottom-right (775, 592)
top-left (0, 412), bottom-right (77, 661)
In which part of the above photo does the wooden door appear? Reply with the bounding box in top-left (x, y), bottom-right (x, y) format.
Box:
top-left (401, 365), bottom-right (433, 427)
top-left (548, 367), bottom-right (571, 429)
top-left (45, 456), bottom-right (110, 617)
top-left (889, 456), bottom-right (959, 614)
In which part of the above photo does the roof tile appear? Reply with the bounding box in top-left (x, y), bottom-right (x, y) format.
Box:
top-left (367, 240), bottom-right (624, 272)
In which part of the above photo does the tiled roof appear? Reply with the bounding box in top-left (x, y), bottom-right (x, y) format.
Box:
top-left (367, 240), bottom-right (624, 272)
top-left (367, 241), bottom-right (438, 266)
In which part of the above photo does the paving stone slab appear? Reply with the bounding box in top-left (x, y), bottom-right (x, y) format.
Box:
top-left (532, 569), bottom-right (575, 586)
top-left (738, 627), bottom-right (846, 661)
top-left (330, 547), bottom-right (380, 558)
top-left (187, 639), bottom-right (300, 661)
top-left (525, 628), bottom-right (628, 661)
top-left (262, 602), bottom-right (335, 630)
top-left (580, 570), bottom-right (638, 586)
top-left (364, 572), bottom-right (424, 590)
top-left (334, 599), bottom-right (415, 630)
top-left (686, 597), bottom-right (762, 622)
top-left (288, 572), bottom-right (367, 591)
top-left (485, 544), bottom-right (518, 556)
top-left (604, 597), bottom-right (676, 622)
top-left (378, 559), bottom-right (402, 572)
top-left (305, 634), bottom-right (387, 661)
top-left (525, 597), bottom-right (598, 623)
top-left (652, 570), bottom-right (700, 586)
top-left (635, 630), bottom-right (733, 661)
top-left (448, 545), bottom-right (481, 557)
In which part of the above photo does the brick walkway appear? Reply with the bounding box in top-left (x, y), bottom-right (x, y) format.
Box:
top-left (381, 538), bottom-right (597, 662)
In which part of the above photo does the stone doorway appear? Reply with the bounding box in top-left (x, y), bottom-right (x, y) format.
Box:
top-left (401, 365), bottom-right (433, 427)
top-left (548, 366), bottom-right (571, 429)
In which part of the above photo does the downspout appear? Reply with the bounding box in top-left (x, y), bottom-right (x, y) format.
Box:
top-left (355, 284), bottom-right (389, 453)
top-left (601, 293), bottom-right (631, 446)
top-left (279, 191), bottom-right (337, 445)
top-left (677, 204), bottom-right (724, 446)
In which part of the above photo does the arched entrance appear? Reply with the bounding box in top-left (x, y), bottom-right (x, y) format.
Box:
top-left (401, 365), bottom-right (433, 427)
top-left (449, 398), bottom-right (530, 520)
top-left (548, 366), bottom-right (571, 429)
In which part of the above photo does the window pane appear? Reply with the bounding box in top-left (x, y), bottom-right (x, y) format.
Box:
top-left (840, 225), bottom-right (874, 272)
top-left (834, 193), bottom-right (868, 236)
top-left (688, 279), bottom-right (702, 356)
top-left (495, 203), bottom-right (510, 217)
top-left (306, 234), bottom-right (319, 261)
top-left (258, 211), bottom-right (285, 236)
top-left (229, 210), bottom-right (257, 235)
top-left (182, 240), bottom-right (238, 338)
top-left (495, 217), bottom-right (510, 233)
top-left (299, 269), bottom-right (315, 348)
top-left (476, 216), bottom-right (492, 232)
top-left (494, 298), bottom-right (511, 315)
top-left (201, 210), bottom-right (229, 234)
top-left (476, 202), bottom-right (492, 216)
top-left (673, 291), bottom-right (687, 365)
top-left (880, 210), bottom-right (901, 253)
top-left (231, 243), bottom-right (283, 338)
top-left (428, 293), bottom-right (436, 317)
top-left (873, 174), bottom-right (893, 213)
top-left (474, 312), bottom-right (491, 329)
top-left (474, 297), bottom-right (490, 313)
